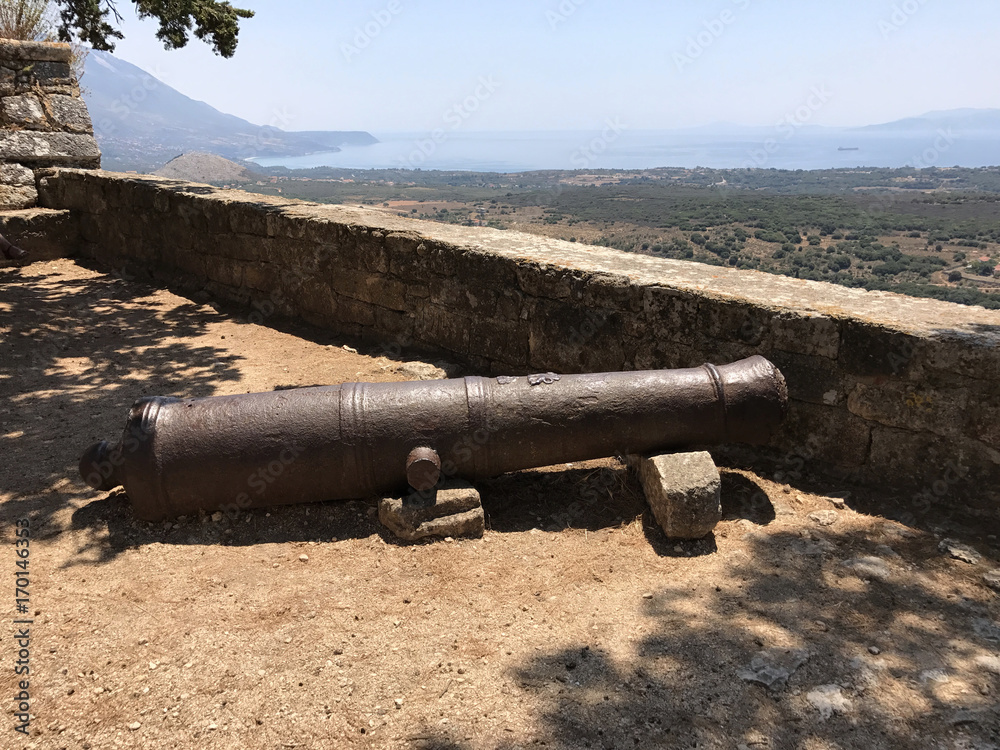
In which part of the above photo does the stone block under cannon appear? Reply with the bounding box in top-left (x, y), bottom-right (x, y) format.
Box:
top-left (78, 355), bottom-right (787, 540)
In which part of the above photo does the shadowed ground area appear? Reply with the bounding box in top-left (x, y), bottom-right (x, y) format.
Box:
top-left (1, 259), bottom-right (999, 749)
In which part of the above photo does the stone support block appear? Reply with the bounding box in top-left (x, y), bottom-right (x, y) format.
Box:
top-left (379, 480), bottom-right (485, 541)
top-left (633, 451), bottom-right (722, 539)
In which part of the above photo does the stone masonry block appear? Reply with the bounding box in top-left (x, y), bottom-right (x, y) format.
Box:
top-left (468, 315), bottom-right (529, 368)
top-left (642, 287), bottom-right (701, 345)
top-left (770, 312), bottom-right (841, 359)
top-left (839, 321), bottom-right (916, 378)
top-left (514, 262), bottom-right (577, 300)
top-left (698, 298), bottom-right (771, 347)
top-left (415, 305), bottom-right (469, 354)
top-left (847, 382), bottom-right (970, 438)
top-left (527, 299), bottom-right (625, 373)
top-left (329, 267), bottom-right (407, 311)
top-left (0, 130), bottom-right (99, 167)
top-left (634, 451), bottom-right (722, 539)
top-left (47, 94), bottom-right (94, 133)
top-left (22, 60), bottom-right (72, 84)
top-left (379, 480), bottom-right (485, 541)
top-left (767, 350), bottom-right (846, 406)
top-left (581, 272), bottom-right (642, 313)
top-left (2, 94), bottom-right (45, 125)
top-left (776, 400), bottom-right (872, 469)
top-left (0, 162), bottom-right (37, 209)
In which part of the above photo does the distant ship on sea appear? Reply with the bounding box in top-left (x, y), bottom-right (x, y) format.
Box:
top-left (838, 146), bottom-right (860, 151)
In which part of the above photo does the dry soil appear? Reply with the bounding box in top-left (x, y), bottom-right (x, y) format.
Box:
top-left (1, 259), bottom-right (999, 750)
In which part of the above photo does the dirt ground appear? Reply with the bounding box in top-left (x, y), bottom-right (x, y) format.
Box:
top-left (2, 258), bottom-right (999, 750)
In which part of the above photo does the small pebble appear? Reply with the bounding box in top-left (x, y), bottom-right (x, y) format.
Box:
top-left (868, 646), bottom-right (881, 655)
top-left (642, 592), bottom-right (653, 599)
top-left (809, 510), bottom-right (839, 527)
top-left (984, 570), bottom-right (1000, 591)
top-left (841, 557), bottom-right (892, 581)
top-left (975, 655), bottom-right (1000, 675)
top-left (807, 684), bottom-right (852, 719)
top-left (211, 512), bottom-right (223, 523)
top-left (939, 539), bottom-right (982, 564)
top-left (299, 554), bottom-right (309, 562)
top-left (394, 698), bottom-right (403, 709)
top-left (128, 722), bottom-right (141, 731)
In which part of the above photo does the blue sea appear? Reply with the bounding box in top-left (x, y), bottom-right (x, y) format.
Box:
top-left (251, 128), bottom-right (1000, 173)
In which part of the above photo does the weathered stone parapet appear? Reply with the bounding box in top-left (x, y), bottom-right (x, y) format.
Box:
top-left (0, 40), bottom-right (99, 206)
top-left (36, 168), bottom-right (1000, 520)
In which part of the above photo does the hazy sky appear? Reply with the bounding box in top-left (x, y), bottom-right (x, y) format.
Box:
top-left (108, 0), bottom-right (1000, 133)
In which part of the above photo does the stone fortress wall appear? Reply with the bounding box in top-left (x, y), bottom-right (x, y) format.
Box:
top-left (34, 169), bottom-right (1000, 522)
top-left (0, 40), bottom-right (98, 259)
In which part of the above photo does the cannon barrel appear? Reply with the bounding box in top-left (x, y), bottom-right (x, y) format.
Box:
top-left (79, 355), bottom-right (787, 522)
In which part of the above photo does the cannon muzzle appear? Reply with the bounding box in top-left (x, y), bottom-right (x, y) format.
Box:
top-left (79, 355), bottom-right (787, 521)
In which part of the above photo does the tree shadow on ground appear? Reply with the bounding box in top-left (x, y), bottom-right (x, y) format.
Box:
top-left (67, 490), bottom-right (389, 566)
top-left (0, 262), bottom-right (242, 534)
top-left (122, 257), bottom-right (470, 380)
top-left (714, 444), bottom-right (1000, 544)
top-left (408, 523), bottom-right (1000, 750)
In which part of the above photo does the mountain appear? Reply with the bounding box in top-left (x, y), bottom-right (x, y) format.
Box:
top-left (861, 108), bottom-right (1000, 132)
top-left (82, 50), bottom-right (377, 173)
top-left (154, 152), bottom-right (264, 185)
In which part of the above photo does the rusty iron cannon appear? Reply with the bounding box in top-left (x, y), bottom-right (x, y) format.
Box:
top-left (78, 355), bottom-right (787, 524)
